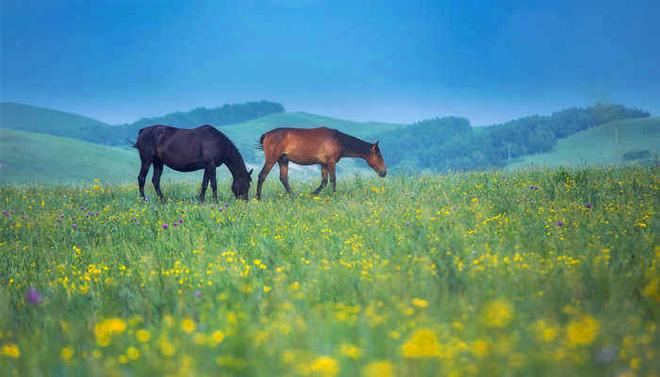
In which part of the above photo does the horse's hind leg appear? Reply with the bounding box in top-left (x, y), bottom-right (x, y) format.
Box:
top-left (199, 169), bottom-right (210, 202)
top-left (256, 158), bottom-right (277, 200)
top-left (278, 157), bottom-right (293, 196)
top-left (152, 160), bottom-right (165, 201)
top-left (138, 159), bottom-right (151, 199)
top-left (328, 161), bottom-right (337, 193)
top-left (209, 167), bottom-right (218, 201)
top-left (311, 164), bottom-right (328, 195)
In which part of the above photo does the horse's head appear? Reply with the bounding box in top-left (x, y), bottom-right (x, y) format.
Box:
top-left (366, 141), bottom-right (387, 177)
top-left (232, 169), bottom-right (253, 200)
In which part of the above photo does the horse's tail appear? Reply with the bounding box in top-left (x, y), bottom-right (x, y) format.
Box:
top-left (129, 128), bottom-right (147, 149)
top-left (255, 133), bottom-right (266, 150)
top-left (125, 138), bottom-right (138, 148)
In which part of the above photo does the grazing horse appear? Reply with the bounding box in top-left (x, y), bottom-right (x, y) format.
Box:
top-left (134, 125), bottom-right (253, 201)
top-left (256, 127), bottom-right (386, 199)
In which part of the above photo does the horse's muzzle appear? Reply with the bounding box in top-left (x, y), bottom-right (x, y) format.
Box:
top-left (379, 170), bottom-right (387, 177)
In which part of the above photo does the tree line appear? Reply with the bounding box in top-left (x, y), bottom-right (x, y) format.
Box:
top-left (377, 104), bottom-right (650, 172)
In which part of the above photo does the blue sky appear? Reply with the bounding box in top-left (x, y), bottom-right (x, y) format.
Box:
top-left (1, 0), bottom-right (659, 125)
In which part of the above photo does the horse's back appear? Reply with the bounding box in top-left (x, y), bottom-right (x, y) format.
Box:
top-left (261, 127), bottom-right (337, 144)
top-left (260, 127), bottom-right (341, 164)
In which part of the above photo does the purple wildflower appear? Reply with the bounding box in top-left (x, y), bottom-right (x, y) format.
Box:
top-left (178, 218), bottom-right (184, 224)
top-left (529, 185), bottom-right (539, 190)
top-left (556, 220), bottom-right (565, 227)
top-left (162, 223), bottom-right (169, 230)
top-left (72, 223), bottom-right (78, 230)
top-left (2, 210), bottom-right (10, 218)
top-left (584, 202), bottom-right (593, 209)
top-left (193, 290), bottom-right (202, 298)
top-left (26, 287), bottom-right (42, 305)
top-left (172, 222), bottom-right (178, 228)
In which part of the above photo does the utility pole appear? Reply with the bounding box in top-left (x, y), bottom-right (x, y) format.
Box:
top-left (614, 127), bottom-right (619, 145)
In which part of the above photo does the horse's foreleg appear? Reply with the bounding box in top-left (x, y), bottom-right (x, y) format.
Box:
top-left (328, 161), bottom-right (337, 193)
top-left (256, 159), bottom-right (276, 200)
top-left (138, 160), bottom-right (151, 199)
top-left (199, 169), bottom-right (210, 202)
top-left (152, 160), bottom-right (165, 201)
top-left (278, 158), bottom-right (293, 196)
top-left (311, 165), bottom-right (329, 195)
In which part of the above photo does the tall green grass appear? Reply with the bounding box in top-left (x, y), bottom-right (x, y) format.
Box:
top-left (0, 167), bottom-right (657, 376)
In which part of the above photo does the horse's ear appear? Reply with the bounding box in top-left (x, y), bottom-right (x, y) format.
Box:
top-left (248, 168), bottom-right (254, 176)
top-left (372, 141), bottom-right (379, 149)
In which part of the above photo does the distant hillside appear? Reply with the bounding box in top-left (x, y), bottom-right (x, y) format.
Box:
top-left (0, 128), bottom-right (214, 184)
top-left (0, 101), bottom-right (286, 145)
top-left (0, 128), bottom-right (137, 184)
top-left (116, 100), bottom-right (285, 143)
top-left (507, 117), bottom-right (659, 169)
top-left (0, 102), bottom-right (114, 144)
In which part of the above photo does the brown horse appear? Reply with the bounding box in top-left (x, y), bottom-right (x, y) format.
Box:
top-left (256, 127), bottom-right (386, 199)
top-left (134, 125), bottom-right (253, 201)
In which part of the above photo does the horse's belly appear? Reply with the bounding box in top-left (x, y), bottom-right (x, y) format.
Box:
top-left (285, 151), bottom-right (330, 165)
top-left (162, 159), bottom-right (206, 172)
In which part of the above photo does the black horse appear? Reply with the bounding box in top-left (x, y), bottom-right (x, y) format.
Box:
top-left (134, 125), bottom-right (253, 201)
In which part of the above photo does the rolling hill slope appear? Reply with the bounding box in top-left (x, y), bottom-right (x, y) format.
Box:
top-left (0, 128), bottom-right (138, 184)
top-left (0, 129), bottom-right (236, 185)
top-left (0, 102), bottom-right (114, 144)
top-left (507, 117), bottom-right (659, 169)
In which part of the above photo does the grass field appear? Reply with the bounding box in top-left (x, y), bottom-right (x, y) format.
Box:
top-left (508, 117), bottom-right (659, 169)
top-left (0, 167), bottom-right (657, 376)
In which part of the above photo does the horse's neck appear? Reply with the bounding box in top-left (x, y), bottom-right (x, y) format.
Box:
top-left (224, 149), bottom-right (247, 179)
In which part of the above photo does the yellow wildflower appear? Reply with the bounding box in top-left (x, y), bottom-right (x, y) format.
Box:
top-left (642, 276), bottom-right (660, 302)
top-left (411, 298), bottom-right (429, 308)
top-left (2, 343), bottom-right (20, 358)
top-left (531, 319), bottom-right (558, 343)
top-left (211, 330), bottom-right (225, 345)
top-left (482, 299), bottom-right (513, 328)
top-left (339, 343), bottom-right (362, 360)
top-left (60, 346), bottom-right (74, 362)
top-left (471, 339), bottom-right (489, 358)
top-left (159, 337), bottom-right (176, 356)
top-left (401, 328), bottom-right (441, 358)
top-left (362, 360), bottom-right (395, 377)
top-left (126, 346), bottom-right (140, 360)
top-left (566, 314), bottom-right (599, 347)
top-left (136, 329), bottom-right (151, 343)
top-left (307, 356), bottom-right (339, 377)
top-left (181, 318), bottom-right (196, 334)
top-left (94, 318), bottom-right (127, 346)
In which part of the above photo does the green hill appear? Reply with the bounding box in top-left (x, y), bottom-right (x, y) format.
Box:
top-left (0, 102), bottom-right (115, 144)
top-left (120, 100), bottom-right (284, 135)
top-left (507, 117), bottom-right (659, 169)
top-left (0, 128), bottom-right (138, 184)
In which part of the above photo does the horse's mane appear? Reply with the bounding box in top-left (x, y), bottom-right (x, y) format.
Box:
top-left (333, 129), bottom-right (371, 155)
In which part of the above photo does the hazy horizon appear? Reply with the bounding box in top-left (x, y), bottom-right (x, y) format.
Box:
top-left (2, 0), bottom-right (659, 126)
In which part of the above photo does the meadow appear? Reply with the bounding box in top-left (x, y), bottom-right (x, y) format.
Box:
top-left (0, 167), bottom-right (657, 376)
